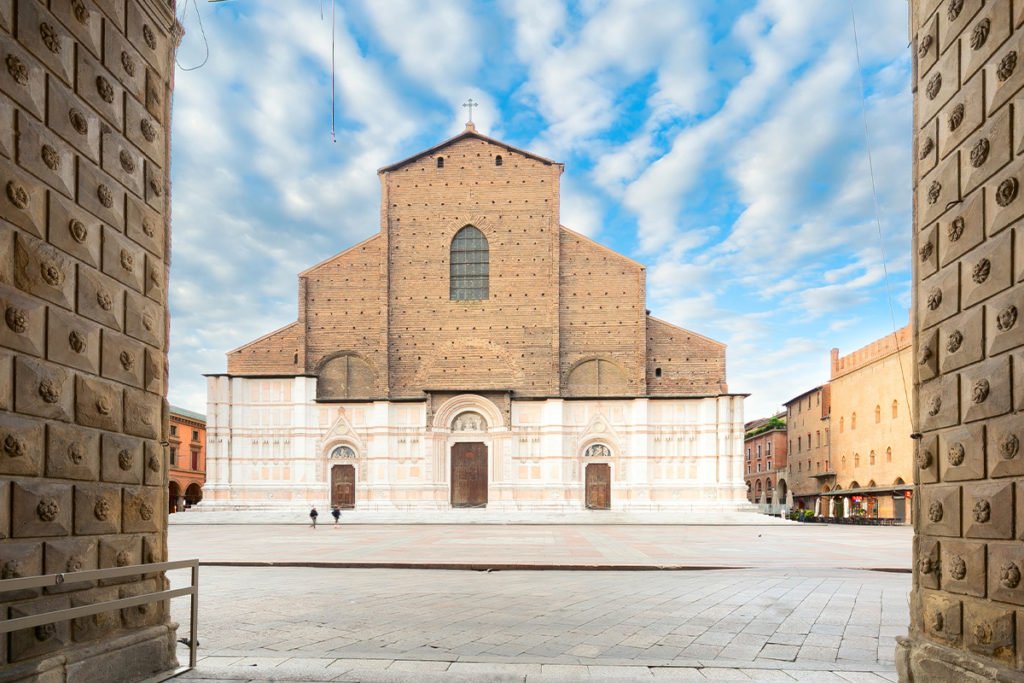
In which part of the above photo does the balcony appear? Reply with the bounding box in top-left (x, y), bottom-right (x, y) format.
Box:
top-left (811, 470), bottom-right (836, 479)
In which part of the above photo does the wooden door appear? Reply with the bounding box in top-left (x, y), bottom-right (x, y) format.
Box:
top-left (331, 464), bottom-right (355, 509)
top-left (451, 442), bottom-right (487, 507)
top-left (586, 463), bottom-right (610, 510)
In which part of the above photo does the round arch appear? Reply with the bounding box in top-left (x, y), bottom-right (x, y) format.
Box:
top-left (564, 356), bottom-right (630, 397)
top-left (184, 483), bottom-right (203, 506)
top-left (431, 394), bottom-right (505, 431)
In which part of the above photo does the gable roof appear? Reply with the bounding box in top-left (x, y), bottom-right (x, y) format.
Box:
top-left (378, 124), bottom-right (562, 174)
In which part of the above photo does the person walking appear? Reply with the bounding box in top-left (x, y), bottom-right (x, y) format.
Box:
top-left (331, 506), bottom-right (341, 526)
top-left (309, 506), bottom-right (318, 528)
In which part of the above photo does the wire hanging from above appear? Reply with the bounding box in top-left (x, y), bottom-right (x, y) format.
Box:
top-left (176, 0), bottom-right (210, 72)
top-left (331, 0), bottom-right (337, 143)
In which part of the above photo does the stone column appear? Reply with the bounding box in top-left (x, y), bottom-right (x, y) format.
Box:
top-left (901, 1), bottom-right (1024, 681)
top-left (0, 1), bottom-right (181, 680)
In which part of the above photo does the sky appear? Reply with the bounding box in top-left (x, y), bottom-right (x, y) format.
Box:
top-left (167, 0), bottom-right (912, 419)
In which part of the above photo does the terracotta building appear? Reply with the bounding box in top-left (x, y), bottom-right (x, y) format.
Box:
top-left (825, 327), bottom-right (913, 522)
top-left (743, 414), bottom-right (787, 504)
top-left (783, 385), bottom-right (831, 513)
top-left (168, 406), bottom-right (206, 513)
top-left (205, 122), bottom-right (748, 515)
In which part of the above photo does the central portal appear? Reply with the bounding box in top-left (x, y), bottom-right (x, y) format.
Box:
top-left (451, 442), bottom-right (488, 507)
top-left (331, 464), bottom-right (355, 509)
top-left (585, 463), bottom-right (611, 509)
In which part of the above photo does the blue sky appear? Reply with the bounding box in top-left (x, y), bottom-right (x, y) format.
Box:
top-left (168, 0), bottom-right (912, 419)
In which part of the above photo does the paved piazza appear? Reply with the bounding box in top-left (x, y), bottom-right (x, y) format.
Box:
top-left (168, 524), bottom-right (910, 681)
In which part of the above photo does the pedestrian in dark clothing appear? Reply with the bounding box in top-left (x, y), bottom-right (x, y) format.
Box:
top-left (309, 507), bottom-right (318, 528)
top-left (331, 507), bottom-right (341, 526)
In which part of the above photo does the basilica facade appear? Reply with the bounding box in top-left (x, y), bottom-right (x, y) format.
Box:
top-left (204, 124), bottom-right (747, 514)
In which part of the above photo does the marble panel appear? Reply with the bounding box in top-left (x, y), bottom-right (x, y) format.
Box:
top-left (144, 253), bottom-right (163, 302)
top-left (920, 263), bottom-right (960, 330)
top-left (920, 153), bottom-right (962, 226)
top-left (918, 535), bottom-right (941, 590)
top-left (75, 51), bottom-right (122, 130)
top-left (143, 439), bottom-right (163, 486)
top-left (70, 585), bottom-right (120, 642)
top-left (917, 432), bottom-right (940, 484)
top-left (960, 0), bottom-right (1012, 81)
top-left (102, 20), bottom-right (145, 103)
top-left (939, 189), bottom-right (984, 266)
top-left (919, 325), bottom-right (940, 381)
top-left (939, 72), bottom-right (984, 159)
top-left (8, 595), bottom-right (70, 661)
top-left (125, 95), bottom-right (163, 165)
top-left (920, 40), bottom-right (962, 127)
top-left (986, 157), bottom-right (1024, 235)
top-left (50, 0), bottom-right (102, 58)
top-left (920, 222), bottom-right (939, 279)
top-left (43, 537), bottom-right (98, 593)
top-left (125, 289), bottom-right (162, 348)
top-left (918, 11), bottom-right (940, 80)
top-left (122, 486), bottom-right (161, 533)
top-left (77, 160), bottom-right (125, 229)
top-left (143, 346), bottom-right (162, 395)
top-left (924, 590), bottom-right (963, 646)
top-left (125, 194), bottom-right (163, 258)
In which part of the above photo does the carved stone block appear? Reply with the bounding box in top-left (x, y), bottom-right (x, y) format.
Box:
top-left (144, 67), bottom-right (163, 123)
top-left (940, 74), bottom-right (984, 160)
top-left (44, 538), bottom-right (98, 593)
top-left (142, 439), bottom-right (164, 486)
top-left (14, 356), bottom-right (72, 421)
top-left (16, 0), bottom-right (74, 85)
top-left (101, 131), bottom-right (144, 198)
top-left (8, 595), bottom-right (70, 662)
top-left (941, 0), bottom-right (983, 50)
top-left (46, 77), bottom-right (99, 162)
top-left (101, 432), bottom-right (143, 484)
top-left (0, 33), bottom-right (46, 119)
top-left (144, 347), bottom-right (163, 395)
top-left (144, 158), bottom-right (165, 211)
top-left (0, 155), bottom-right (46, 238)
top-left (125, 289), bottom-right (162, 348)
top-left (920, 222), bottom-right (939, 279)
top-left (964, 481), bottom-right (1013, 539)
top-left (920, 116), bottom-right (938, 177)
top-left (46, 421), bottom-right (100, 481)
top-left (50, 0), bottom-right (102, 58)
top-left (917, 535), bottom-right (941, 590)
top-left (920, 155), bottom-right (962, 227)
top-left (93, 0), bottom-right (126, 31)
top-left (917, 433), bottom-right (939, 484)
top-left (118, 577), bottom-right (163, 628)
top-left (939, 307), bottom-right (984, 373)
top-left (49, 193), bottom-right (102, 268)
top-left (942, 539), bottom-right (986, 597)
top-left (75, 52), bottom-right (122, 129)
top-left (961, 354), bottom-right (1012, 422)
top-left (101, 225), bottom-right (145, 294)
top-left (11, 479), bottom-right (72, 537)
top-left (128, 2), bottom-right (169, 75)
top-left (964, 600), bottom-right (1016, 663)
top-left (102, 23), bottom-right (145, 103)
top-left (0, 282), bottom-right (45, 356)
top-left (963, 107), bottom-right (1012, 195)
top-left (73, 483), bottom-right (121, 535)
top-left (77, 160), bottom-right (124, 229)
top-left (990, 39), bottom-right (1024, 117)
top-left (919, 40), bottom-right (962, 127)
top-left (124, 387), bottom-right (161, 440)
top-left (145, 253), bottom-right (164, 302)
top-left (71, 585), bottom-right (120, 642)
top-left (987, 413), bottom-right (1024, 478)
top-left (0, 91), bottom-right (13, 158)
top-left (0, 541), bottom-right (42, 600)
top-left (918, 12), bottom-right (939, 84)
top-left (47, 306), bottom-right (101, 375)
top-left (98, 535), bottom-right (141, 584)
top-left (922, 484), bottom-right (962, 537)
top-left (122, 486), bottom-right (161, 533)
top-left (962, 230), bottom-right (1012, 307)
top-left (961, 0), bottom-right (1012, 82)
top-left (0, 348), bottom-right (10, 410)
top-left (101, 329), bottom-right (145, 389)
top-left (989, 542), bottom-right (1024, 606)
top-left (924, 590), bottom-right (963, 645)
top-left (77, 266), bottom-right (124, 332)
top-left (75, 374), bottom-right (123, 432)
top-left (986, 286), bottom-right (1024, 355)
top-left (920, 373), bottom-right (960, 431)
top-left (126, 193), bottom-right (164, 258)
top-left (940, 423), bottom-right (985, 481)
top-left (0, 410), bottom-right (43, 476)
top-left (919, 326), bottom-right (939, 381)
top-left (14, 232), bottom-right (74, 310)
top-left (125, 96), bottom-right (163, 166)
top-left (986, 158), bottom-right (1024, 235)
top-left (16, 110), bottom-right (75, 198)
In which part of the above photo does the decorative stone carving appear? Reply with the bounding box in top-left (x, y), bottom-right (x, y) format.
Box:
top-left (69, 108), bottom-right (88, 135)
top-left (585, 444), bottom-right (612, 458)
top-left (34, 624), bottom-right (55, 642)
top-left (919, 241), bottom-right (934, 261)
top-left (2, 559), bottom-right (22, 579)
top-left (96, 76), bottom-right (114, 104)
top-left (94, 498), bottom-right (111, 521)
top-left (120, 51), bottom-right (136, 77)
top-left (947, 0), bottom-right (963, 21)
top-left (971, 379), bottom-right (990, 404)
top-left (97, 183), bottom-right (113, 208)
top-left (929, 501), bottom-right (944, 522)
top-left (147, 172), bottom-right (163, 197)
top-left (119, 150), bottom-right (135, 174)
top-left (946, 330), bottom-right (963, 353)
top-left (927, 396), bottom-right (942, 416)
top-left (919, 555), bottom-right (937, 575)
top-left (117, 449), bottom-right (133, 471)
top-left (147, 454), bottom-right (160, 472)
top-left (970, 18), bottom-right (990, 50)
top-left (1000, 434), bottom-right (1019, 460)
top-left (927, 180), bottom-right (942, 204)
top-left (948, 103), bottom-right (965, 131)
top-left (971, 258), bottom-right (991, 283)
top-left (143, 24), bottom-right (157, 50)
top-left (68, 443), bottom-right (83, 465)
top-left (927, 288), bottom-right (942, 311)
top-left (6, 54), bottom-right (28, 86)
top-left (120, 350), bottom-right (136, 372)
top-left (139, 502), bottom-right (153, 521)
top-left (948, 442), bottom-right (966, 466)
top-left (973, 499), bottom-right (991, 523)
top-left (452, 411), bottom-right (486, 431)
top-left (997, 51), bottom-right (1017, 82)
top-left (1000, 562), bottom-right (1021, 589)
top-left (36, 498), bottom-right (59, 522)
top-left (41, 144), bottom-right (60, 171)
top-left (38, 379), bottom-right (60, 403)
top-left (66, 556), bottom-right (83, 573)
top-left (40, 260), bottom-right (64, 287)
top-left (68, 330), bottom-right (86, 354)
top-left (97, 290), bottom-right (113, 311)
top-left (6, 306), bottom-right (27, 334)
top-left (40, 22), bottom-right (61, 54)
top-left (142, 312), bottom-right (154, 331)
top-left (918, 34), bottom-right (933, 58)
top-left (120, 249), bottom-right (134, 273)
top-left (996, 305), bottom-right (1017, 331)
top-left (71, 0), bottom-right (90, 24)
top-left (4, 433), bottom-right (26, 458)
top-left (918, 344), bottom-right (933, 365)
top-left (995, 177), bottom-right (1019, 206)
top-left (69, 219), bottom-right (87, 243)
top-left (920, 136), bottom-right (934, 159)
top-left (948, 216), bottom-right (964, 241)
top-left (142, 218), bottom-right (155, 237)
top-left (330, 445), bottom-right (355, 458)
top-left (7, 180), bottom-right (29, 209)
top-left (115, 550), bottom-right (131, 567)
top-left (950, 555), bottom-right (967, 580)
top-left (140, 118), bottom-right (156, 142)
top-left (926, 73), bottom-right (942, 100)
top-left (969, 138), bottom-right (989, 168)
top-left (916, 447), bottom-right (933, 468)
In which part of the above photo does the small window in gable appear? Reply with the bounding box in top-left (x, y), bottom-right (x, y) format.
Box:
top-left (495, 155), bottom-right (503, 166)
top-left (437, 157), bottom-right (444, 168)
top-left (654, 367), bottom-right (662, 378)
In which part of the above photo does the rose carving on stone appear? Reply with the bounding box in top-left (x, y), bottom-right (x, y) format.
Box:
top-left (919, 241), bottom-right (934, 262)
top-left (120, 350), bottom-right (136, 371)
top-left (3, 434), bottom-right (26, 458)
top-left (148, 174), bottom-right (163, 197)
top-left (926, 288), bottom-right (942, 311)
top-left (916, 447), bottom-right (933, 468)
top-left (919, 136), bottom-right (934, 160)
top-left (971, 378), bottom-right (990, 404)
top-left (927, 395), bottom-right (942, 416)
top-left (140, 118), bottom-right (157, 143)
top-left (120, 50), bottom-right (136, 77)
top-left (97, 290), bottom-right (113, 311)
top-left (918, 345), bottom-right (933, 366)
top-left (948, 103), bottom-right (965, 131)
top-left (40, 261), bottom-right (64, 287)
top-left (69, 108), bottom-right (88, 135)
top-left (67, 443), bottom-right (83, 465)
top-left (926, 73), bottom-right (942, 100)
top-left (6, 54), bottom-right (28, 86)
top-left (142, 219), bottom-right (155, 237)
top-left (142, 312), bottom-right (155, 331)
top-left (34, 624), bottom-right (55, 642)
top-left (973, 499), bottom-right (991, 523)
top-left (918, 34), bottom-right (933, 58)
top-left (6, 181), bottom-right (29, 210)
top-left (998, 51), bottom-right (1018, 82)
top-left (927, 180), bottom-right (941, 205)
top-left (119, 150), bottom-right (136, 174)
top-left (96, 76), bottom-right (114, 104)
top-left (149, 266), bottom-right (160, 288)
top-left (68, 330), bottom-right (86, 354)
top-left (143, 24), bottom-right (157, 49)
top-left (947, 442), bottom-right (965, 466)
top-left (947, 0), bottom-right (964, 21)
top-left (949, 555), bottom-right (967, 580)
top-left (2, 560), bottom-right (22, 579)
top-left (41, 144), bottom-right (60, 171)
top-left (1000, 562), bottom-right (1021, 589)
top-left (946, 330), bottom-right (963, 353)
top-left (97, 184), bottom-right (114, 209)
top-left (969, 138), bottom-right (989, 168)
top-left (973, 623), bottom-right (992, 645)
top-left (95, 396), bottom-right (112, 416)
top-left (5, 306), bottom-right (28, 334)
top-left (148, 454), bottom-right (161, 472)
top-left (120, 249), bottom-right (135, 273)
top-left (139, 501), bottom-right (154, 521)
top-left (918, 555), bottom-right (936, 575)
top-left (66, 556), bottom-right (83, 573)
top-left (970, 18), bottom-right (990, 51)
top-left (996, 305), bottom-right (1018, 331)
top-left (996, 177), bottom-right (1019, 207)
top-left (71, 0), bottom-right (90, 24)
top-left (1000, 433), bottom-right (1020, 460)
top-left (40, 22), bottom-right (61, 54)
top-left (948, 216), bottom-right (965, 241)
top-left (116, 550), bottom-right (131, 567)
top-left (69, 219), bottom-right (87, 243)
top-left (94, 498), bottom-right (111, 521)
top-left (971, 258), bottom-right (991, 284)
top-left (928, 501), bottom-right (943, 522)
top-left (36, 498), bottom-right (59, 522)
top-left (38, 379), bottom-right (60, 404)
top-left (118, 449), bottom-right (133, 470)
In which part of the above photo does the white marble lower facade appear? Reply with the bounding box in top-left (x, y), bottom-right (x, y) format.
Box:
top-left (204, 376), bottom-right (749, 513)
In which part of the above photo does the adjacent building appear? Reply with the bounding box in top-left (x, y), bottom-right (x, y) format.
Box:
top-left (783, 385), bottom-right (832, 514)
top-left (168, 406), bottom-right (207, 513)
top-left (743, 414), bottom-right (787, 504)
top-left (205, 123), bottom-right (747, 515)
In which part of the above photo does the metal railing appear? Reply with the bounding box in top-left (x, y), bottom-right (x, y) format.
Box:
top-left (0, 559), bottom-right (199, 677)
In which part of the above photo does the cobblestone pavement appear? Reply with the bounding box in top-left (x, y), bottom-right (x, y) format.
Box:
top-left (169, 566), bottom-right (908, 682)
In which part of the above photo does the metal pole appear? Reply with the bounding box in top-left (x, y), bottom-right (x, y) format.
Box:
top-left (190, 563), bottom-right (199, 667)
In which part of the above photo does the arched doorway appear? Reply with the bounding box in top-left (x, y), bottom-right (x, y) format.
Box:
top-left (450, 411), bottom-right (488, 508)
top-left (184, 483), bottom-right (203, 508)
top-left (331, 464), bottom-right (356, 508)
top-left (168, 481), bottom-right (181, 514)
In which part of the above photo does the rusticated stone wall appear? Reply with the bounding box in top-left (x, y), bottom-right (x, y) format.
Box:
top-left (902, 1), bottom-right (1024, 681)
top-left (0, 1), bottom-right (180, 681)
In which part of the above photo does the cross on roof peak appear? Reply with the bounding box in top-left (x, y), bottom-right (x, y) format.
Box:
top-left (462, 98), bottom-right (478, 126)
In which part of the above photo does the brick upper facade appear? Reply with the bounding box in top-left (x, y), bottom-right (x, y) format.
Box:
top-left (224, 126), bottom-right (727, 398)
